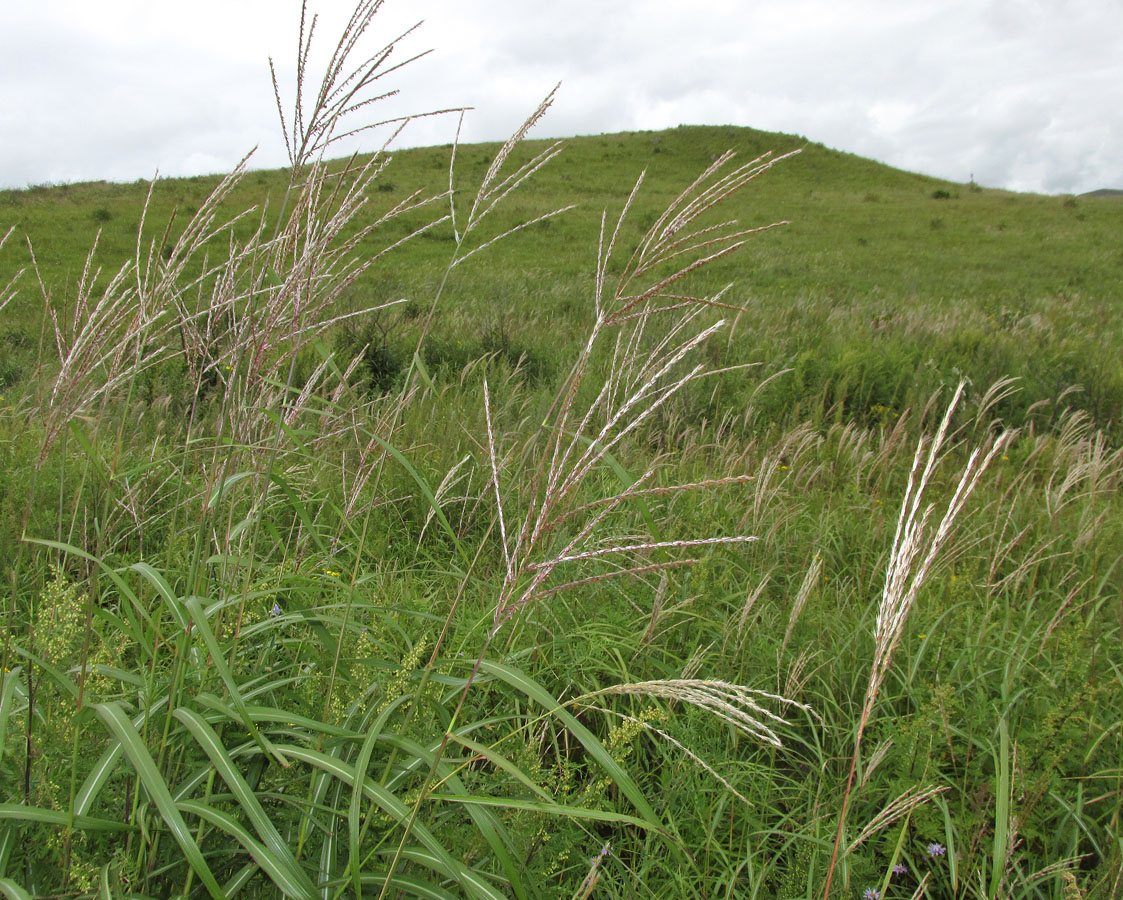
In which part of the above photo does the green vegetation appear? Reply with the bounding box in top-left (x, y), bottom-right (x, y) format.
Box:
top-left (0, 5), bottom-right (1120, 899)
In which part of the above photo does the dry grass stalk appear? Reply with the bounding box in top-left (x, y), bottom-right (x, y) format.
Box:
top-left (639, 572), bottom-right (670, 647)
top-left (844, 784), bottom-right (950, 855)
top-left (270, 0), bottom-right (458, 170)
top-left (530, 559), bottom-right (696, 605)
top-left (586, 703), bottom-right (754, 806)
top-left (822, 381), bottom-right (1017, 900)
top-left (0, 226), bottom-right (20, 316)
top-left (782, 647), bottom-right (822, 698)
top-left (858, 738), bottom-right (894, 789)
top-left (570, 842), bottom-right (611, 900)
top-left (782, 552), bottom-right (823, 653)
top-left (1040, 573), bottom-right (1095, 650)
top-left (587, 679), bottom-right (812, 748)
top-left (736, 572), bottom-right (771, 648)
top-left (870, 382), bottom-right (1015, 703)
top-left (1024, 857), bottom-right (1089, 894)
top-left (34, 234), bottom-right (163, 460)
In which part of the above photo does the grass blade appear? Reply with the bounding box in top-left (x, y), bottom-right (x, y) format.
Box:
top-left (0, 878), bottom-right (32, 900)
top-left (176, 800), bottom-right (315, 900)
top-left (273, 744), bottom-right (507, 900)
top-left (0, 803), bottom-right (135, 832)
top-left (173, 707), bottom-right (317, 898)
top-left (92, 702), bottom-right (227, 900)
top-left (183, 597), bottom-right (287, 767)
top-left (477, 660), bottom-right (670, 841)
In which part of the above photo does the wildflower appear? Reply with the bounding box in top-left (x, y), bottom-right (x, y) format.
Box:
top-left (893, 863), bottom-right (908, 876)
top-left (864, 889), bottom-right (880, 899)
top-left (927, 842), bottom-right (946, 857)
top-left (269, 602), bottom-right (282, 617)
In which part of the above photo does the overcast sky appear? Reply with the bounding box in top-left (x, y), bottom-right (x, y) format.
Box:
top-left (2, 0), bottom-right (1121, 195)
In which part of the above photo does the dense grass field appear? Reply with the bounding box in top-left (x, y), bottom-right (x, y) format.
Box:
top-left (1, 10), bottom-right (1121, 899)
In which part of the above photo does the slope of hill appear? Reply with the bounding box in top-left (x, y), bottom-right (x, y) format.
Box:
top-left (2, 124), bottom-right (1122, 433)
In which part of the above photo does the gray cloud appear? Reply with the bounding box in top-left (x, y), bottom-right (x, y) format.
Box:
top-left (2, 0), bottom-right (1120, 193)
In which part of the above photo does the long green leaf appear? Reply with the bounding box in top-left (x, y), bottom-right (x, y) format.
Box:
top-left (76, 697), bottom-right (185, 817)
top-left (22, 539), bottom-right (156, 645)
top-left (0, 670), bottom-right (18, 770)
top-left (477, 660), bottom-right (669, 840)
top-left (0, 826), bottom-right (13, 877)
top-left (372, 732), bottom-right (526, 900)
top-left (183, 597), bottom-right (287, 767)
top-left (207, 470), bottom-right (256, 508)
top-left (0, 803), bottom-right (134, 832)
top-left (361, 871), bottom-right (459, 900)
top-left (69, 663), bottom-right (145, 689)
top-left (177, 800), bottom-right (315, 900)
top-left (129, 561), bottom-right (189, 633)
top-left (221, 862), bottom-right (259, 899)
top-left (192, 693), bottom-right (356, 738)
top-left (990, 718), bottom-right (1011, 899)
top-left (10, 647), bottom-right (78, 701)
top-left (430, 793), bottom-right (660, 828)
top-left (266, 471), bottom-right (327, 555)
top-left (173, 708), bottom-right (316, 899)
top-left (274, 744), bottom-right (507, 900)
top-left (96, 862), bottom-right (114, 900)
top-left (347, 699), bottom-right (406, 899)
top-left (92, 702), bottom-right (227, 900)
top-left (445, 733), bottom-right (556, 802)
top-left (0, 877), bottom-right (32, 900)
top-left (365, 432), bottom-right (469, 567)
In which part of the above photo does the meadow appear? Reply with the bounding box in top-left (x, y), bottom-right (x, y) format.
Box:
top-left (0, 5), bottom-right (1120, 899)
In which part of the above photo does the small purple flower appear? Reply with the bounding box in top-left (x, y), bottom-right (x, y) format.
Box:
top-left (864, 889), bottom-right (881, 900)
top-left (269, 602), bottom-right (282, 617)
top-left (892, 863), bottom-right (908, 876)
top-left (926, 842), bottom-right (946, 857)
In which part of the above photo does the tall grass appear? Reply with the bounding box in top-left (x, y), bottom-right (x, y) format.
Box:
top-left (0, 3), bottom-right (1120, 899)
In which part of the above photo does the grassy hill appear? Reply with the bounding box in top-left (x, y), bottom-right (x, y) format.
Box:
top-left (4, 125), bottom-right (1122, 435)
top-left (0, 121), bottom-right (1120, 898)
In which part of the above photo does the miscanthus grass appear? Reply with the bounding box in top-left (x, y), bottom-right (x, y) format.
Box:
top-left (0, 3), bottom-right (1120, 898)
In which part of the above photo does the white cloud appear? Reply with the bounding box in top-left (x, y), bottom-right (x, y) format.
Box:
top-left (1, 0), bottom-right (1121, 193)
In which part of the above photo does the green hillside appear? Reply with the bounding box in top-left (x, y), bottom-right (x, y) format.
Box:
top-left (0, 119), bottom-right (1120, 898)
top-left (4, 125), bottom-right (1121, 434)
